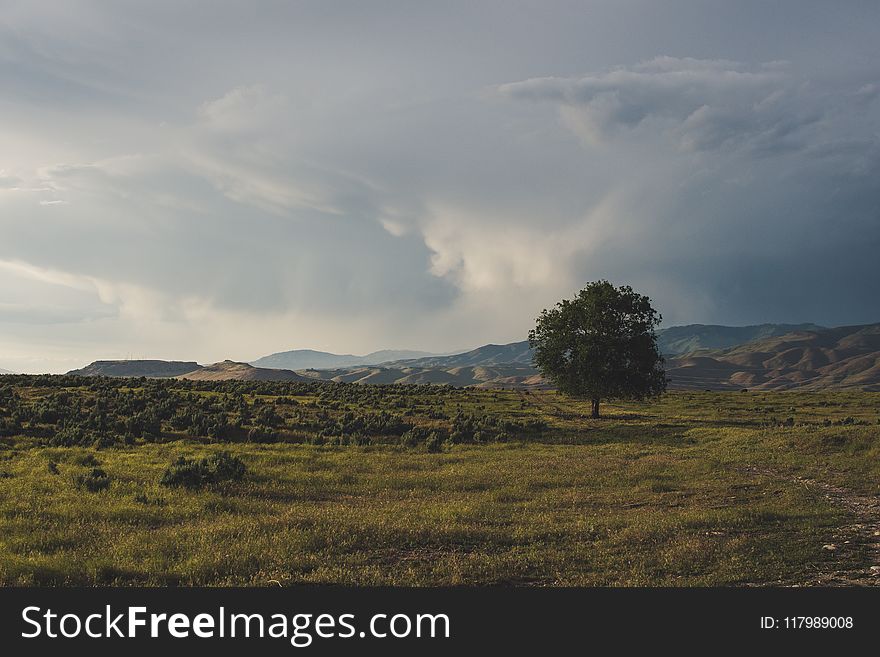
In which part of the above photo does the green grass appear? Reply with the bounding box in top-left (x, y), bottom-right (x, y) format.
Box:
top-left (1, 388), bottom-right (879, 586)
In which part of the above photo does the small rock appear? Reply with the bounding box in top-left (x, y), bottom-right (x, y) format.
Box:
top-left (870, 566), bottom-right (880, 576)
top-left (823, 544), bottom-right (837, 551)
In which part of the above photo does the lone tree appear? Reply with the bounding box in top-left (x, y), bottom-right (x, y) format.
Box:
top-left (528, 281), bottom-right (667, 418)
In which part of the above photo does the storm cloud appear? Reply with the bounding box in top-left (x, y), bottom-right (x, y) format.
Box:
top-left (1, 1), bottom-right (879, 372)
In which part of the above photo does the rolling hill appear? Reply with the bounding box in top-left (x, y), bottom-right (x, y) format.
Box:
top-left (64, 323), bottom-right (880, 390)
top-left (296, 364), bottom-right (547, 388)
top-left (656, 323), bottom-right (824, 356)
top-left (360, 323), bottom-right (880, 390)
top-left (67, 360), bottom-right (202, 378)
top-left (666, 323), bottom-right (880, 390)
top-left (361, 323), bottom-right (825, 370)
top-left (251, 348), bottom-right (436, 370)
top-left (177, 360), bottom-right (312, 382)
top-left (382, 341), bottom-right (535, 368)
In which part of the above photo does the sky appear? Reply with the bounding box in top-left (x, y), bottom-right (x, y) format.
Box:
top-left (1, 1), bottom-right (879, 373)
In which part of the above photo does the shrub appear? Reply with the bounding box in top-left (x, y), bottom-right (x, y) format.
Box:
top-left (93, 433), bottom-right (122, 449)
top-left (424, 432), bottom-right (444, 453)
top-left (255, 405), bottom-right (283, 428)
top-left (400, 426), bottom-right (442, 448)
top-left (0, 417), bottom-right (21, 437)
top-left (160, 452), bottom-right (246, 489)
top-left (50, 426), bottom-right (90, 447)
top-left (74, 468), bottom-right (111, 492)
top-left (247, 425), bottom-right (277, 443)
top-left (47, 426), bottom-right (122, 449)
top-left (74, 453), bottom-right (101, 467)
top-left (352, 433), bottom-right (372, 446)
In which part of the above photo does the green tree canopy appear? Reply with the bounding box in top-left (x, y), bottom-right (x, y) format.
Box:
top-left (528, 281), bottom-right (667, 418)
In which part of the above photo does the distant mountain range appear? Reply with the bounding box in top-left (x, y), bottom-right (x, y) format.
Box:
top-left (61, 322), bottom-right (880, 390)
top-left (666, 323), bottom-right (880, 391)
top-left (376, 323), bottom-right (828, 369)
top-left (250, 348), bottom-right (437, 370)
top-left (656, 323), bottom-right (825, 356)
top-left (295, 364), bottom-right (546, 388)
top-left (0, 367), bottom-right (13, 375)
top-left (382, 342), bottom-right (535, 368)
top-left (351, 323), bottom-right (824, 370)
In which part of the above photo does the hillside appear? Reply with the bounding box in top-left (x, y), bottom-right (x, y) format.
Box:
top-left (63, 323), bottom-right (880, 390)
top-left (383, 341), bottom-right (535, 368)
top-left (666, 323), bottom-right (880, 390)
top-left (298, 364), bottom-right (547, 388)
top-left (177, 360), bottom-right (312, 382)
top-left (358, 323), bottom-right (880, 390)
top-left (656, 323), bottom-right (824, 356)
top-left (67, 360), bottom-right (202, 378)
top-left (369, 323), bottom-right (825, 370)
top-left (251, 348), bottom-right (435, 370)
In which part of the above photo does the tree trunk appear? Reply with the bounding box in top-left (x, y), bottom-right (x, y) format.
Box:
top-left (591, 397), bottom-right (600, 419)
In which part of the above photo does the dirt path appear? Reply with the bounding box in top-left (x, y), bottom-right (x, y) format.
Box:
top-left (744, 465), bottom-right (880, 586)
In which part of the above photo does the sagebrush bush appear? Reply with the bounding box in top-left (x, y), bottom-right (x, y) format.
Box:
top-left (247, 425), bottom-right (277, 443)
top-left (74, 468), bottom-right (110, 492)
top-left (424, 432), bottom-right (444, 453)
top-left (74, 453), bottom-right (101, 466)
top-left (160, 452), bottom-right (246, 489)
top-left (400, 425), bottom-right (446, 448)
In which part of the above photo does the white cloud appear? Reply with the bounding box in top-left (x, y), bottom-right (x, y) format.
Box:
top-left (0, 170), bottom-right (22, 189)
top-left (423, 191), bottom-right (630, 293)
top-left (498, 57), bottom-right (823, 154)
top-left (197, 85), bottom-right (286, 133)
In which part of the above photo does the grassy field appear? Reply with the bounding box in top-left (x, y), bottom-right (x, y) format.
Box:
top-left (1, 381), bottom-right (879, 586)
